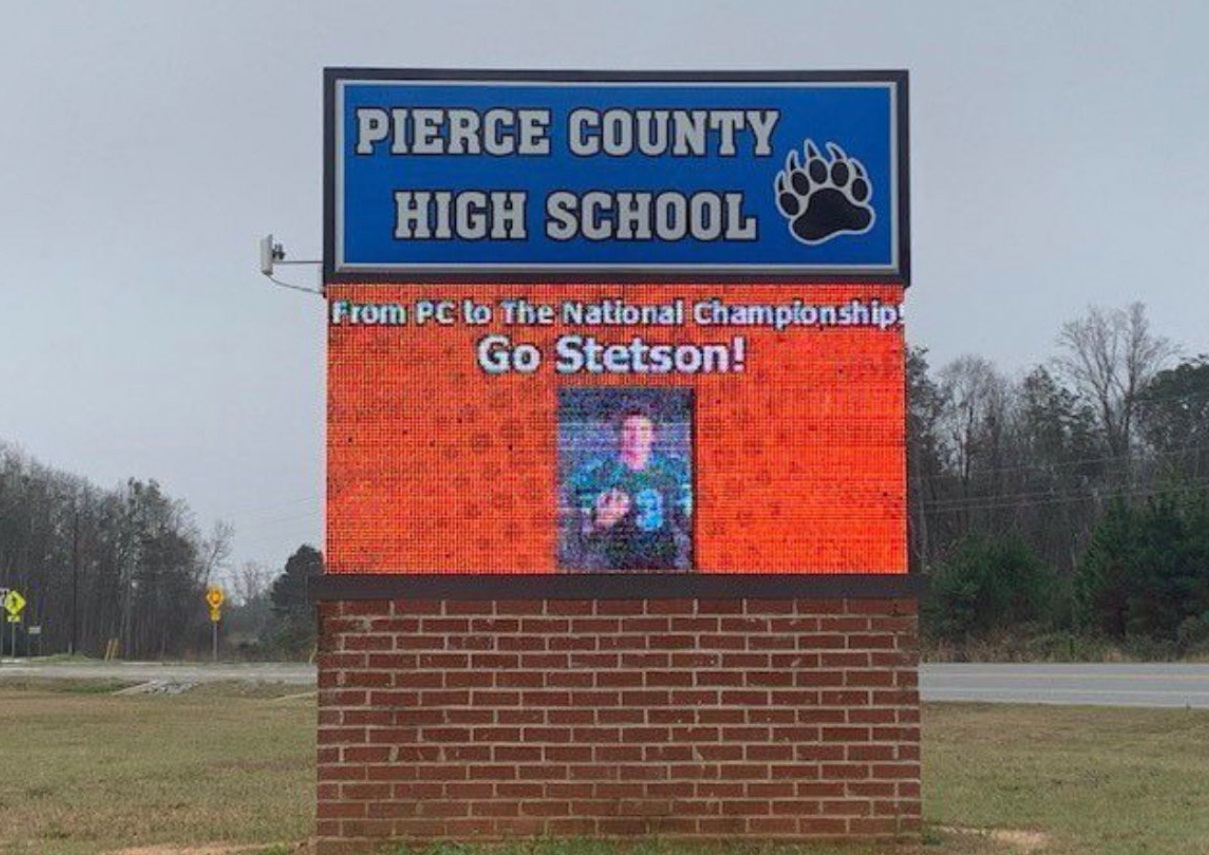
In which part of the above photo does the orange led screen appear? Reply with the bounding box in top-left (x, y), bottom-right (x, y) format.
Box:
top-left (326, 283), bottom-right (906, 574)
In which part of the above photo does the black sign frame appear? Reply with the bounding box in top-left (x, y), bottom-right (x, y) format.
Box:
top-left (323, 68), bottom-right (910, 285)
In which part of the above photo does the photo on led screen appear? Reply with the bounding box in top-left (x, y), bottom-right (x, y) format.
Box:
top-left (557, 387), bottom-right (694, 572)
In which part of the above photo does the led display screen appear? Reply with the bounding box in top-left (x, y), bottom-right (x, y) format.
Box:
top-left (326, 283), bottom-right (905, 573)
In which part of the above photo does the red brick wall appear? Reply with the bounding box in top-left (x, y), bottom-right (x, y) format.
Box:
top-left (314, 597), bottom-right (920, 854)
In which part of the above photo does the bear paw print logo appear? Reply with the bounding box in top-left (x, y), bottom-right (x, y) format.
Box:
top-left (774, 140), bottom-right (875, 245)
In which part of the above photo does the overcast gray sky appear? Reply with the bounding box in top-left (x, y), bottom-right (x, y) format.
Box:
top-left (2, 0), bottom-right (1207, 579)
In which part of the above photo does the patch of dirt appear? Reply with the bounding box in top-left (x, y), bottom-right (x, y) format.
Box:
top-left (267, 690), bottom-right (317, 703)
top-left (993, 830), bottom-right (1049, 852)
top-left (940, 825), bottom-right (1050, 852)
top-left (112, 680), bottom-right (198, 696)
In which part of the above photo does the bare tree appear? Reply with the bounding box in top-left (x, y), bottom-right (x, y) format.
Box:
top-left (1055, 302), bottom-right (1176, 465)
top-left (932, 355), bottom-right (1012, 541)
top-left (906, 347), bottom-right (944, 571)
top-left (937, 355), bottom-right (1010, 491)
top-left (199, 520), bottom-right (234, 587)
top-left (231, 559), bottom-right (272, 606)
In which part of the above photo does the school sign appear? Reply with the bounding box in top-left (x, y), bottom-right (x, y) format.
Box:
top-left (313, 69), bottom-right (922, 854)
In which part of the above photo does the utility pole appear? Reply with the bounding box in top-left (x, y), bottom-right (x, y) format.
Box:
top-left (71, 504), bottom-right (80, 656)
top-left (120, 482), bottom-right (141, 661)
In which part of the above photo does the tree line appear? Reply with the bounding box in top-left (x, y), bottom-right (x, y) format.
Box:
top-left (0, 446), bottom-right (321, 659)
top-left (913, 302), bottom-right (1209, 656)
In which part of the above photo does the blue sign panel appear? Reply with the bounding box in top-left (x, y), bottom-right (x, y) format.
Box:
top-left (325, 70), bottom-right (909, 282)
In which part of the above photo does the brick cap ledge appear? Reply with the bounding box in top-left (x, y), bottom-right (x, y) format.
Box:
top-left (310, 572), bottom-right (926, 601)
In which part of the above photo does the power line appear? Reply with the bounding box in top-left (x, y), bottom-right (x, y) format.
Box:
top-left (913, 437), bottom-right (1209, 483)
top-left (921, 474), bottom-right (1209, 514)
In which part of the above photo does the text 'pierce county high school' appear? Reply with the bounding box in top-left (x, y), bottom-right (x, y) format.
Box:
top-left (327, 71), bottom-right (908, 281)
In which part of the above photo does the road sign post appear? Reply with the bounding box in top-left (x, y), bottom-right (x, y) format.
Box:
top-left (206, 587), bottom-right (223, 662)
top-left (3, 589), bottom-right (26, 660)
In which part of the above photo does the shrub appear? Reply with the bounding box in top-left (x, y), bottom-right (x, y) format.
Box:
top-left (924, 534), bottom-right (1061, 642)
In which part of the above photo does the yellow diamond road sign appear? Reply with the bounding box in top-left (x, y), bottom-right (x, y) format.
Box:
top-left (205, 587), bottom-right (224, 609)
top-left (3, 589), bottom-right (26, 618)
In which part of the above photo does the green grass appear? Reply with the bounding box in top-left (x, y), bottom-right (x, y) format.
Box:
top-left (0, 683), bottom-right (314, 855)
top-left (2, 684), bottom-right (1209, 854)
top-left (374, 839), bottom-right (1006, 855)
top-left (20, 653), bottom-right (100, 665)
top-left (925, 703), bottom-right (1209, 855)
top-left (0, 676), bottom-right (141, 694)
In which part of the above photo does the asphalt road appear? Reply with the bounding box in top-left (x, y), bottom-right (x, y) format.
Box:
top-left (920, 662), bottom-right (1209, 708)
top-left (0, 660), bottom-right (316, 685)
top-left (3, 660), bottom-right (1209, 708)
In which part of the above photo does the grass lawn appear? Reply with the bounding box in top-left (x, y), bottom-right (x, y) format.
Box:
top-left (0, 681), bottom-right (314, 855)
top-left (925, 703), bottom-right (1209, 855)
top-left (2, 680), bottom-right (1208, 854)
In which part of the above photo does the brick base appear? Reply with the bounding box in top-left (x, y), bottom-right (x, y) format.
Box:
top-left (314, 597), bottom-right (920, 854)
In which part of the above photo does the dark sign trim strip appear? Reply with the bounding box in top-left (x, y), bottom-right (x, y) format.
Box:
top-left (310, 573), bottom-right (926, 601)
